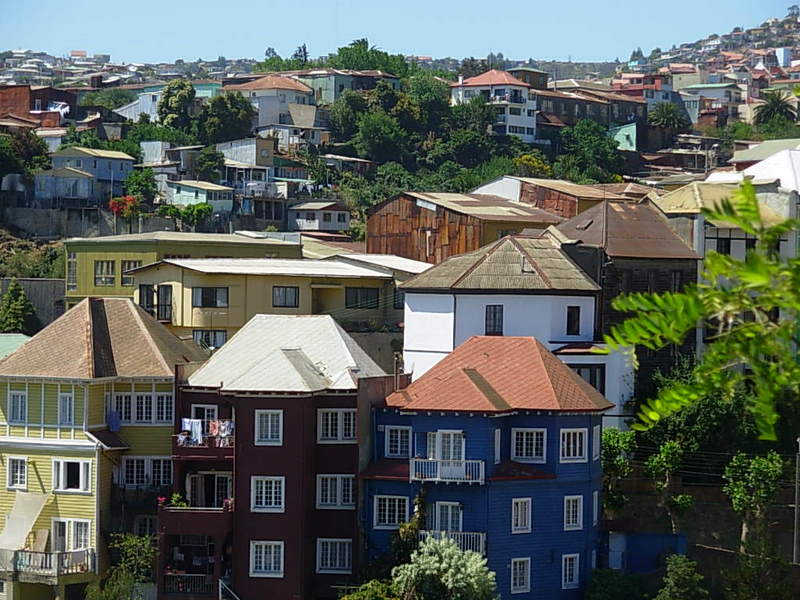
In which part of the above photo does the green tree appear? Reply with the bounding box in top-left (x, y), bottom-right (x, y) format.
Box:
top-left (328, 38), bottom-right (409, 78)
top-left (602, 182), bottom-right (800, 440)
top-left (644, 441), bottom-right (694, 533)
top-left (341, 580), bottom-right (399, 600)
top-left (126, 121), bottom-right (199, 146)
top-left (180, 203), bottom-right (214, 230)
top-left (408, 72), bottom-right (450, 133)
top-left (0, 136), bottom-right (25, 181)
top-left (0, 279), bottom-right (37, 335)
top-left (648, 102), bottom-right (690, 130)
top-left (292, 43), bottom-right (310, 66)
top-left (601, 428), bottom-right (636, 513)
top-left (448, 129), bottom-right (493, 168)
top-left (198, 91), bottom-right (256, 144)
top-left (514, 151), bottom-right (552, 178)
top-left (157, 79), bottom-right (196, 131)
top-left (722, 451), bottom-right (784, 548)
top-left (449, 96), bottom-right (495, 134)
top-left (754, 90), bottom-right (797, 125)
top-left (553, 119), bottom-right (624, 183)
top-left (654, 555), bottom-right (708, 600)
top-left (80, 88), bottom-right (137, 110)
top-left (353, 111), bottom-right (409, 164)
top-left (330, 91), bottom-right (369, 141)
top-left (10, 129), bottom-right (51, 175)
top-left (391, 537), bottom-right (498, 600)
top-left (195, 146), bottom-right (225, 183)
top-left (124, 168), bottom-right (158, 204)
top-left (723, 534), bottom-right (793, 600)
top-left (85, 534), bottom-right (156, 600)
top-left (586, 569), bottom-right (644, 600)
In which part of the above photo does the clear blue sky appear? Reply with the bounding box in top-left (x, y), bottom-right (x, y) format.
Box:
top-left (0, 0), bottom-right (788, 65)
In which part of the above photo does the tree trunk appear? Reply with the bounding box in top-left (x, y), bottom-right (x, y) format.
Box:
top-left (740, 516), bottom-right (749, 551)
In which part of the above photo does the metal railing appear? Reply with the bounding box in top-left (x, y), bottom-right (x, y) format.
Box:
top-left (219, 579), bottom-right (242, 600)
top-left (165, 573), bottom-right (214, 594)
top-left (0, 548), bottom-right (97, 576)
top-left (409, 458), bottom-right (485, 484)
top-left (418, 531), bottom-right (486, 555)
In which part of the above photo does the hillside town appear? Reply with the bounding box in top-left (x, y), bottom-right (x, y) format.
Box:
top-left (1, 4), bottom-right (800, 600)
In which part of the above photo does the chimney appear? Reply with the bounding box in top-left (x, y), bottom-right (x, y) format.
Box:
top-left (458, 75), bottom-right (464, 85)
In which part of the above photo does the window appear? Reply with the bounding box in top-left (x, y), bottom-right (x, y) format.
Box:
top-left (316, 538), bottom-right (352, 574)
top-left (120, 260), bottom-right (141, 286)
top-left (564, 495), bottom-right (583, 530)
top-left (560, 429), bottom-right (587, 463)
top-left (9, 391), bottom-right (26, 424)
top-left (485, 304), bottom-right (504, 336)
top-left (337, 213), bottom-right (347, 223)
top-left (571, 365), bottom-right (605, 394)
top-left (316, 474), bottom-right (355, 509)
top-left (192, 287), bottom-right (228, 308)
top-left (122, 457), bottom-right (171, 488)
top-left (593, 490), bottom-right (599, 525)
top-left (323, 212), bottom-right (332, 222)
top-left (512, 498), bottom-right (532, 533)
top-left (134, 515), bottom-right (157, 537)
top-left (53, 459), bottom-right (91, 493)
top-left (251, 476), bottom-right (285, 512)
top-left (305, 211), bottom-right (315, 220)
top-left (511, 557), bottom-right (531, 593)
top-left (58, 391), bottom-right (74, 425)
top-left (7, 457), bottom-right (26, 489)
top-left (374, 495), bottom-right (408, 529)
top-left (255, 410), bottom-right (283, 445)
top-left (494, 428), bottom-right (501, 464)
top-left (562, 553), bottom-right (579, 589)
top-left (135, 394), bottom-right (153, 423)
top-left (566, 306), bottom-right (581, 335)
top-left (345, 287), bottom-right (379, 309)
top-left (34, 98), bottom-right (42, 111)
top-left (113, 393), bottom-right (172, 425)
top-left (317, 409), bottom-right (356, 443)
top-left (250, 541), bottom-right (284, 577)
top-left (272, 286), bottom-right (299, 308)
top-left (393, 288), bottom-right (405, 310)
top-left (592, 425), bottom-right (601, 460)
top-left (138, 284), bottom-right (154, 314)
top-left (670, 270), bottom-right (683, 292)
top-left (511, 428), bottom-right (546, 463)
top-left (94, 260), bottom-right (115, 286)
top-left (385, 426), bottom-right (411, 458)
top-left (53, 519), bottom-right (91, 551)
top-left (66, 252), bottom-right (77, 291)
top-left (716, 238), bottom-right (731, 255)
top-left (193, 329), bottom-right (227, 349)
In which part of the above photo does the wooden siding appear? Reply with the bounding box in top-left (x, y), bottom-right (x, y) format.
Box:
top-left (518, 182), bottom-right (603, 219)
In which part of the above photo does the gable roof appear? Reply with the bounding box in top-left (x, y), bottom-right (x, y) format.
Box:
top-left (385, 336), bottom-right (612, 413)
top-left (395, 192), bottom-right (565, 224)
top-left (451, 69), bottom-right (531, 88)
top-left (0, 298), bottom-right (207, 379)
top-left (225, 75), bottom-right (313, 93)
top-left (401, 234), bottom-right (598, 292)
top-left (556, 199), bottom-right (698, 259)
top-left (52, 146), bottom-right (135, 161)
top-left (188, 315), bottom-right (384, 392)
top-left (655, 182), bottom-right (786, 227)
top-left (508, 177), bottom-right (629, 201)
top-left (730, 138), bottom-right (800, 163)
top-left (130, 257), bottom-right (392, 279)
top-left (168, 180), bottom-right (233, 191)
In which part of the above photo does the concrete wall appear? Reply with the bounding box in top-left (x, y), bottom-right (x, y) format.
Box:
top-left (2, 207), bottom-right (176, 239)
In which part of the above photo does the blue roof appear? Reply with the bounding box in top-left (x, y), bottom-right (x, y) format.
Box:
top-left (0, 334), bottom-right (30, 359)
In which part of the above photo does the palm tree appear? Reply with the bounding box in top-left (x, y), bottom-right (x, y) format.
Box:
top-left (648, 102), bottom-right (691, 130)
top-left (754, 90), bottom-right (797, 125)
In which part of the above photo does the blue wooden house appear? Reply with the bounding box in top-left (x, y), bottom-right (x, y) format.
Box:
top-left (360, 335), bottom-right (611, 599)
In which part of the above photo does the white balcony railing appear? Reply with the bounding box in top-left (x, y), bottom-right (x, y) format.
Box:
top-left (409, 458), bottom-right (485, 484)
top-left (419, 530), bottom-right (486, 555)
top-left (0, 548), bottom-right (96, 576)
top-left (165, 573), bottom-right (214, 594)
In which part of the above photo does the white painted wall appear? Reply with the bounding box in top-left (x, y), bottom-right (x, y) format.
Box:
top-left (561, 352), bottom-right (635, 428)
top-left (402, 293), bottom-right (455, 376)
top-left (470, 176), bottom-right (521, 201)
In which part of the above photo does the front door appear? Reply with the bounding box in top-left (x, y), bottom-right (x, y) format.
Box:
top-left (435, 502), bottom-right (462, 532)
top-left (438, 431), bottom-right (465, 480)
top-left (52, 521), bottom-right (68, 552)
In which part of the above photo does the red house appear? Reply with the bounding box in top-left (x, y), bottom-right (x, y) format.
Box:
top-left (0, 84), bottom-right (76, 126)
top-left (157, 315), bottom-right (387, 600)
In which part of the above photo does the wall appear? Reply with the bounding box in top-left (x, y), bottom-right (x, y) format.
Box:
top-left (402, 293), bottom-right (455, 377)
top-left (471, 177), bottom-right (522, 202)
top-left (288, 209), bottom-right (350, 232)
top-left (0, 278), bottom-right (65, 329)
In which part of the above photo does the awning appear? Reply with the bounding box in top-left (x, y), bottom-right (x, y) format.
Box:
top-left (0, 491), bottom-right (50, 550)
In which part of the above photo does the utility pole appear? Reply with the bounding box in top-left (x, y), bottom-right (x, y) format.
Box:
top-left (794, 436), bottom-right (800, 564)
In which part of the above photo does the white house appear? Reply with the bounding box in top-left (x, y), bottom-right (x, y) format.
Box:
top-left (225, 75), bottom-right (315, 129)
top-left (399, 233), bottom-right (634, 426)
top-left (287, 201), bottom-right (350, 231)
top-left (165, 180), bottom-right (234, 213)
top-left (449, 69), bottom-right (537, 143)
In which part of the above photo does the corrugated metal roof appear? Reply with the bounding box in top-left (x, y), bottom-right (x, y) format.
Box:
top-left (168, 180), bottom-right (233, 191)
top-left (133, 257), bottom-right (392, 279)
top-left (510, 178), bottom-right (629, 200)
top-left (655, 182), bottom-right (786, 227)
top-left (188, 314), bottom-right (385, 392)
top-left (401, 234), bottom-right (598, 292)
top-left (65, 231), bottom-right (299, 246)
top-left (329, 254), bottom-right (432, 275)
top-left (289, 201), bottom-right (345, 211)
top-left (731, 138), bottom-right (800, 163)
top-left (36, 167), bottom-right (93, 178)
top-left (404, 192), bottom-right (565, 223)
top-left (53, 146), bottom-right (135, 160)
top-left (744, 149), bottom-right (800, 191)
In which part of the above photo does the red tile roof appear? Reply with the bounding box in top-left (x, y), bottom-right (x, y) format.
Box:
top-left (226, 75), bottom-right (312, 93)
top-left (386, 336), bottom-right (612, 413)
top-left (451, 69), bottom-right (530, 88)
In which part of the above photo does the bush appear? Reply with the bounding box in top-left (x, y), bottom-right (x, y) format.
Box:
top-left (586, 569), bottom-right (644, 600)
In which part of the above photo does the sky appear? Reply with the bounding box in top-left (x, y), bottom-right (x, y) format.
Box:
top-left (0, 0), bottom-right (788, 65)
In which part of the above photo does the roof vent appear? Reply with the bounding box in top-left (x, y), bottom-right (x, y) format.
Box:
top-left (575, 219), bottom-right (594, 231)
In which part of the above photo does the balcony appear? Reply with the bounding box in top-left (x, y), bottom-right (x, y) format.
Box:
top-left (173, 420), bottom-right (235, 459)
top-left (158, 505), bottom-right (233, 537)
top-left (409, 458), bottom-right (485, 484)
top-left (223, 180), bottom-right (268, 197)
top-left (0, 548), bottom-right (96, 583)
top-left (419, 531), bottom-right (486, 555)
top-left (164, 573), bottom-right (214, 595)
top-left (489, 93), bottom-right (527, 105)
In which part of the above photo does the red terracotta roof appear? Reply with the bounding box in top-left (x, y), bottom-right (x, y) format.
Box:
top-left (451, 69), bottom-right (530, 88)
top-left (386, 336), bottom-right (612, 413)
top-left (226, 75), bottom-right (312, 93)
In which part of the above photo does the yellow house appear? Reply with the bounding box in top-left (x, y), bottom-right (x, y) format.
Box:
top-left (128, 254), bottom-right (431, 347)
top-left (0, 298), bottom-right (207, 600)
top-left (63, 231), bottom-right (304, 308)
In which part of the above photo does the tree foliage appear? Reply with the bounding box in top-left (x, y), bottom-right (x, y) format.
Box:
top-left (85, 534), bottom-right (156, 600)
top-left (198, 91), bottom-right (256, 144)
top-left (330, 91), bottom-right (369, 141)
top-left (0, 135), bottom-right (26, 181)
top-left (601, 428), bottom-right (636, 512)
top-left (654, 555), bottom-right (708, 600)
top-left (195, 146), bottom-right (225, 183)
top-left (644, 441), bottom-right (694, 533)
top-left (126, 121), bottom-right (199, 146)
top-left (754, 90), bottom-right (797, 125)
top-left (124, 168), bottom-right (158, 204)
top-left (0, 279), bottom-right (37, 335)
top-left (723, 534), bottom-right (793, 600)
top-left (586, 569), bottom-right (644, 600)
top-left (353, 111), bottom-right (409, 165)
top-left (648, 102), bottom-right (690, 130)
top-left (157, 79), bottom-right (196, 131)
top-left (79, 88), bottom-right (137, 110)
top-left (553, 119), bottom-right (624, 183)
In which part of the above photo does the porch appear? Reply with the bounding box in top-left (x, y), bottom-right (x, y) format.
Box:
top-left (409, 458), bottom-right (485, 484)
top-left (0, 548), bottom-right (96, 583)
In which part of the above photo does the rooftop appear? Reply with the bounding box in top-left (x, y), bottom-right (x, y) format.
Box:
top-left (744, 149), bottom-right (800, 191)
top-left (188, 314), bottom-right (385, 392)
top-left (655, 182), bottom-right (786, 226)
top-left (385, 336), bottom-right (612, 413)
top-left (396, 192), bottom-right (566, 224)
top-left (52, 146), bottom-right (135, 160)
top-left (0, 334), bottom-right (30, 359)
top-left (130, 257), bottom-right (393, 279)
top-left (327, 253), bottom-right (432, 275)
top-left (169, 179), bottom-right (233, 191)
top-left (65, 231), bottom-right (300, 246)
top-left (451, 69), bottom-right (530, 88)
top-left (508, 177), bottom-right (629, 200)
top-left (289, 201), bottom-right (348, 211)
top-left (731, 138), bottom-right (800, 163)
top-left (226, 75), bottom-right (314, 93)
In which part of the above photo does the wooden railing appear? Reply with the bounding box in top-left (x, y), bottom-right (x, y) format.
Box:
top-left (164, 573), bottom-right (214, 594)
top-left (409, 458), bottom-right (485, 484)
top-left (418, 531), bottom-right (486, 555)
top-left (0, 548), bottom-right (96, 576)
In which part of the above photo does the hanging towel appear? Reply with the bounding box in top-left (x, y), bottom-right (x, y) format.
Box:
top-left (208, 420), bottom-right (219, 436)
top-left (181, 418), bottom-right (193, 432)
top-left (218, 420), bottom-right (230, 437)
top-left (189, 419), bottom-right (203, 444)
top-left (107, 411), bottom-right (121, 432)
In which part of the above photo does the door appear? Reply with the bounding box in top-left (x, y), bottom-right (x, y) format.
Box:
top-left (187, 473), bottom-right (204, 507)
top-left (214, 474), bottom-right (232, 507)
top-left (52, 521), bottom-right (68, 552)
top-left (437, 431), bottom-right (465, 480)
top-left (157, 285), bottom-right (172, 322)
top-left (435, 502), bottom-right (462, 532)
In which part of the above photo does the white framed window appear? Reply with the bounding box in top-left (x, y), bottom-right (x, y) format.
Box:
top-left (560, 428), bottom-right (587, 463)
top-left (316, 474), bottom-right (355, 510)
top-left (510, 557), bottom-right (531, 593)
top-left (564, 495), bottom-right (583, 531)
top-left (251, 476), bottom-right (285, 513)
top-left (562, 553), bottom-right (580, 589)
top-left (374, 495), bottom-right (408, 530)
top-left (250, 540), bottom-right (284, 578)
top-left (511, 428), bottom-right (546, 463)
top-left (111, 394), bottom-right (132, 423)
top-left (317, 409), bottom-right (356, 443)
top-left (255, 410), bottom-right (283, 446)
top-left (593, 490), bottom-right (599, 525)
top-left (7, 456), bottom-right (26, 490)
top-left (58, 393), bottom-right (74, 426)
top-left (592, 424), bottom-right (601, 461)
top-left (134, 515), bottom-right (157, 537)
top-left (156, 394), bottom-right (173, 423)
top-left (385, 426), bottom-right (411, 458)
top-left (9, 391), bottom-right (27, 424)
top-left (111, 393), bottom-right (172, 425)
top-left (512, 498), bottom-right (532, 534)
top-left (135, 394), bottom-right (153, 423)
top-left (53, 459), bottom-right (91, 493)
top-left (52, 518), bottom-right (91, 551)
top-left (121, 457), bottom-right (172, 488)
top-left (316, 538), bottom-right (352, 574)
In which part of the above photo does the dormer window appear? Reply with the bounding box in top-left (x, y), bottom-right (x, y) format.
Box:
top-left (485, 305), bottom-right (503, 336)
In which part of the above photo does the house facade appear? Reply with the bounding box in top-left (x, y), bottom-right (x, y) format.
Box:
top-left (165, 180), bottom-right (234, 213)
top-left (361, 335), bottom-right (610, 599)
top-left (287, 201), bottom-right (351, 232)
top-left (158, 315), bottom-right (387, 600)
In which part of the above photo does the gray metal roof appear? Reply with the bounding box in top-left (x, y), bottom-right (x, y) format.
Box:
top-left (188, 314), bottom-right (385, 392)
top-left (132, 257), bottom-right (392, 279)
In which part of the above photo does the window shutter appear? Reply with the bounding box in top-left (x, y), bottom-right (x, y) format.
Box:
top-left (82, 462), bottom-right (91, 491)
top-left (53, 460), bottom-right (62, 491)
